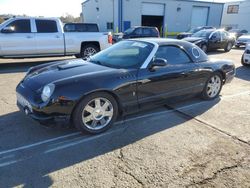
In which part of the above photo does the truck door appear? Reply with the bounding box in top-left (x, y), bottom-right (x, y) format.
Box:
top-left (0, 19), bottom-right (36, 56)
top-left (34, 19), bottom-right (64, 55)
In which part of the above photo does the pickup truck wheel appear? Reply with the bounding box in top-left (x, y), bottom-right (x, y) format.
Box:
top-left (81, 44), bottom-right (99, 58)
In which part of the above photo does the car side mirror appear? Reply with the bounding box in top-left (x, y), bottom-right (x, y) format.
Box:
top-left (1, 26), bottom-right (15, 33)
top-left (149, 58), bottom-right (167, 71)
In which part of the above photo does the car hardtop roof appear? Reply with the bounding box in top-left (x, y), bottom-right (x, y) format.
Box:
top-left (132, 26), bottom-right (157, 29)
top-left (129, 38), bottom-right (194, 47)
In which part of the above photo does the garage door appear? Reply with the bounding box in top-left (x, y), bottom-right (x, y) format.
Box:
top-left (191, 6), bottom-right (209, 28)
top-left (142, 3), bottom-right (165, 16)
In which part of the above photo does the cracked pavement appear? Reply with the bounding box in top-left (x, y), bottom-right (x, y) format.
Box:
top-left (0, 49), bottom-right (250, 187)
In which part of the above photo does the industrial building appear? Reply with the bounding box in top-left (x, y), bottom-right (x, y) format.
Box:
top-left (221, 0), bottom-right (250, 32)
top-left (82, 0), bottom-right (224, 35)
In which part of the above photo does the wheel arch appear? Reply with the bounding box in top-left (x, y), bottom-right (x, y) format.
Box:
top-left (81, 41), bottom-right (101, 51)
top-left (214, 70), bottom-right (226, 84)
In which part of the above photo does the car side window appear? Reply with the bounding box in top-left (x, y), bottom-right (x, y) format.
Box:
top-left (35, 20), bottom-right (58, 33)
top-left (151, 28), bottom-right (159, 37)
top-left (155, 46), bottom-right (191, 65)
top-left (211, 32), bottom-right (221, 40)
top-left (5, 19), bottom-right (31, 33)
top-left (143, 28), bottom-right (151, 35)
top-left (86, 24), bottom-right (99, 32)
top-left (134, 28), bottom-right (143, 35)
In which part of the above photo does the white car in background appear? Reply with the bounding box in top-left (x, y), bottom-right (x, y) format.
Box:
top-left (241, 43), bottom-right (250, 66)
top-left (235, 34), bottom-right (250, 48)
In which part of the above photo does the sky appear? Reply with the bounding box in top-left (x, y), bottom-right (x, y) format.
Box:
top-left (0, 0), bottom-right (244, 17)
top-left (0, 0), bottom-right (83, 17)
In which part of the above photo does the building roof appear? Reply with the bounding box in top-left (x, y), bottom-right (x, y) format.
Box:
top-left (82, 0), bottom-right (225, 5)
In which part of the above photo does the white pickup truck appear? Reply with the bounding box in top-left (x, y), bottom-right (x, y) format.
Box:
top-left (0, 17), bottom-right (112, 58)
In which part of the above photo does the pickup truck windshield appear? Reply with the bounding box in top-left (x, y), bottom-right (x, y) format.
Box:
top-left (89, 41), bottom-right (154, 69)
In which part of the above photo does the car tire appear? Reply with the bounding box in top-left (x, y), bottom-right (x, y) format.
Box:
top-left (73, 92), bottom-right (118, 134)
top-left (224, 42), bottom-right (233, 52)
top-left (201, 44), bottom-right (208, 53)
top-left (201, 73), bottom-right (223, 100)
top-left (241, 54), bottom-right (249, 66)
top-left (80, 44), bottom-right (99, 58)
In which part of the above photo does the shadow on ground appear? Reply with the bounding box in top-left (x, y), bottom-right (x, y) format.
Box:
top-left (0, 97), bottom-right (220, 187)
top-left (236, 66), bottom-right (250, 81)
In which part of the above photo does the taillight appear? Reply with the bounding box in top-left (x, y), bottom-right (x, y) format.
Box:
top-left (108, 33), bottom-right (113, 44)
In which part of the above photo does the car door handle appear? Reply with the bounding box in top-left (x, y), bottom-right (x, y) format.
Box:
top-left (55, 35), bottom-right (60, 38)
top-left (26, 36), bottom-right (33, 39)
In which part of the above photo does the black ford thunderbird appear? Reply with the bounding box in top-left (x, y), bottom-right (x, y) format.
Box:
top-left (16, 38), bottom-right (235, 134)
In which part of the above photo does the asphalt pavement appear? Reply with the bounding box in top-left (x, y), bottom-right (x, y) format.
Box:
top-left (0, 49), bottom-right (249, 187)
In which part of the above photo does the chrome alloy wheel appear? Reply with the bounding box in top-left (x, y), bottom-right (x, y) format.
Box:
top-left (206, 75), bottom-right (222, 98)
top-left (82, 98), bottom-right (113, 130)
top-left (83, 47), bottom-right (97, 57)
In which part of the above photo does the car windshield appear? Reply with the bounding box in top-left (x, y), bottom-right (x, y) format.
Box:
top-left (124, 28), bottom-right (135, 35)
top-left (192, 30), bottom-right (213, 38)
top-left (187, 28), bottom-right (200, 33)
top-left (88, 40), bottom-right (154, 69)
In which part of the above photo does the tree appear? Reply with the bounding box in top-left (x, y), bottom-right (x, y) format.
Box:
top-left (0, 17), bottom-right (5, 24)
top-left (60, 13), bottom-right (81, 23)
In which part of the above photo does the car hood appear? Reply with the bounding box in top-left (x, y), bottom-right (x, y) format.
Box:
top-left (183, 37), bottom-right (205, 43)
top-left (178, 32), bottom-right (192, 36)
top-left (238, 35), bottom-right (250, 40)
top-left (22, 59), bottom-right (116, 91)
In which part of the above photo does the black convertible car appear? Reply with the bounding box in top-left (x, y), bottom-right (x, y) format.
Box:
top-left (183, 29), bottom-right (235, 53)
top-left (16, 38), bottom-right (235, 134)
top-left (176, 26), bottom-right (215, 39)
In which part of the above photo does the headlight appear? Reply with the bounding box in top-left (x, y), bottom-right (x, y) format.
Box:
top-left (41, 84), bottom-right (55, 102)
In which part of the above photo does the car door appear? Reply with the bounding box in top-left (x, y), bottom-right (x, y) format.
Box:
top-left (137, 45), bottom-right (202, 109)
top-left (34, 19), bottom-right (64, 55)
top-left (208, 31), bottom-right (222, 49)
top-left (0, 19), bottom-right (36, 56)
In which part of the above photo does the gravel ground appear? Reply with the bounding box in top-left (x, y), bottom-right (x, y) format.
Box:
top-left (0, 48), bottom-right (249, 187)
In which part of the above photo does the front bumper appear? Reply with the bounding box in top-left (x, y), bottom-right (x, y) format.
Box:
top-left (243, 53), bottom-right (250, 64)
top-left (17, 102), bottom-right (70, 125)
top-left (236, 41), bottom-right (248, 46)
top-left (16, 83), bottom-right (71, 126)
